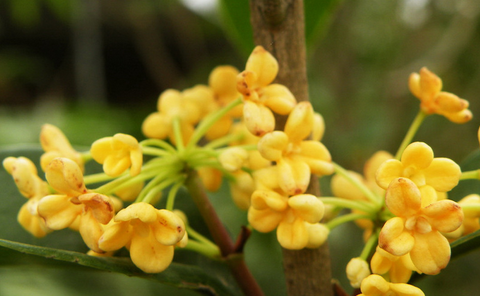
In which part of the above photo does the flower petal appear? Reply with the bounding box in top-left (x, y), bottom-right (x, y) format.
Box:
top-left (376, 159), bottom-right (403, 189)
top-left (385, 178), bottom-right (421, 217)
top-left (379, 217), bottom-right (414, 256)
top-left (410, 231), bottom-right (450, 275)
top-left (248, 207), bottom-right (283, 233)
top-left (422, 200), bottom-right (463, 233)
top-left (423, 158), bottom-right (460, 192)
top-left (288, 194), bottom-right (324, 224)
top-left (129, 232), bottom-right (175, 273)
top-left (401, 142), bottom-right (433, 169)
top-left (277, 157), bottom-right (310, 195)
top-left (277, 213), bottom-right (308, 250)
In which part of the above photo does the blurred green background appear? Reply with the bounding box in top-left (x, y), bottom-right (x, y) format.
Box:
top-left (1, 0), bottom-right (480, 295)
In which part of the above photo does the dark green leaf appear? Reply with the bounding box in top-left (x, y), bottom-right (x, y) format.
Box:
top-left (0, 239), bottom-right (240, 296)
top-left (304, 0), bottom-right (344, 51)
top-left (218, 0), bottom-right (254, 57)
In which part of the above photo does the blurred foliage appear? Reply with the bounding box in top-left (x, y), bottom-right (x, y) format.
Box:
top-left (1, 0), bottom-right (480, 295)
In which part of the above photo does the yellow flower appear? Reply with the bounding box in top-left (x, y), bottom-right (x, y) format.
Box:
top-left (247, 167), bottom-right (326, 249)
top-left (358, 274), bottom-right (425, 296)
top-left (237, 46), bottom-right (297, 136)
top-left (257, 102), bottom-right (333, 195)
top-left (3, 157), bottom-right (51, 238)
top-left (40, 124), bottom-right (84, 171)
top-left (445, 194), bottom-right (480, 240)
top-left (370, 246), bottom-right (419, 283)
top-left (379, 178), bottom-right (463, 275)
top-left (376, 142), bottom-right (461, 193)
top-left (409, 67), bottom-right (472, 123)
top-left (346, 258), bottom-right (371, 288)
top-left (98, 202), bottom-right (186, 273)
top-left (90, 133), bottom-right (143, 177)
top-left (37, 158), bottom-right (115, 252)
top-left (142, 87), bottom-right (214, 144)
top-left (205, 65), bottom-right (242, 140)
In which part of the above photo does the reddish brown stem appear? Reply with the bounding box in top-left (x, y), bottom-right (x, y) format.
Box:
top-left (184, 170), bottom-right (264, 296)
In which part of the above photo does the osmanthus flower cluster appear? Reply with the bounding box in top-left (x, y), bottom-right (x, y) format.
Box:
top-left (4, 46), bottom-right (480, 296)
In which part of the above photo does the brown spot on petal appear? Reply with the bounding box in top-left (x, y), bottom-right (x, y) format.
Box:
top-left (177, 226), bottom-right (182, 233)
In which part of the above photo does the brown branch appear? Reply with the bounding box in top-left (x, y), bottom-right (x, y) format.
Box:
top-left (249, 1), bottom-right (334, 295)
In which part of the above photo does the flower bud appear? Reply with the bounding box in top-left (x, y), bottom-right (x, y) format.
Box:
top-left (346, 258), bottom-right (371, 288)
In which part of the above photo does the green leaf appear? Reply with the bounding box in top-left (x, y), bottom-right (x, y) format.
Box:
top-left (450, 229), bottom-right (480, 259)
top-left (0, 239), bottom-right (239, 296)
top-left (304, 0), bottom-right (344, 51)
top-left (218, 0), bottom-right (254, 57)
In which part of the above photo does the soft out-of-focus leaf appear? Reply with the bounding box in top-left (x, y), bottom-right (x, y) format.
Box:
top-left (217, 0), bottom-right (344, 56)
top-left (8, 0), bottom-right (42, 28)
top-left (218, 0), bottom-right (254, 57)
top-left (304, 0), bottom-right (344, 51)
top-left (448, 149), bottom-right (480, 201)
top-left (450, 229), bottom-right (480, 259)
top-left (0, 239), bottom-right (239, 296)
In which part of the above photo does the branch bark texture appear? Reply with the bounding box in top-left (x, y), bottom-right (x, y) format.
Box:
top-left (249, 1), bottom-right (333, 295)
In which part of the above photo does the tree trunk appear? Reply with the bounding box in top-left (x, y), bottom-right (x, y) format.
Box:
top-left (249, 1), bottom-right (334, 295)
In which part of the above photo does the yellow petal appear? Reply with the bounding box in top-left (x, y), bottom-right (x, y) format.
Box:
top-left (288, 194), bottom-right (324, 224)
top-left (408, 72), bottom-right (422, 99)
top-left (197, 167), bottom-right (222, 192)
top-left (298, 141), bottom-right (334, 175)
top-left (257, 131), bottom-right (289, 161)
top-left (115, 202), bottom-right (157, 224)
top-left (422, 200), bottom-right (463, 233)
top-left (379, 217), bottom-right (414, 256)
top-left (385, 178), bottom-right (421, 217)
top-left (129, 232), bottom-right (174, 273)
top-left (248, 207), bottom-right (283, 233)
top-left (435, 92), bottom-right (468, 113)
top-left (443, 108), bottom-right (472, 124)
top-left (251, 190), bottom-right (288, 212)
top-left (219, 147), bottom-right (249, 172)
top-left (284, 102), bottom-right (314, 143)
top-left (389, 281), bottom-right (425, 296)
top-left (312, 112), bottom-right (325, 142)
top-left (370, 247), bottom-right (395, 275)
top-left (262, 84), bottom-right (296, 115)
top-left (401, 142), bottom-right (433, 169)
top-left (410, 231), bottom-right (450, 275)
top-left (346, 258), bottom-right (371, 288)
top-left (142, 113), bottom-right (170, 139)
top-left (90, 137), bottom-right (113, 164)
top-left (45, 158), bottom-right (87, 196)
top-left (376, 159), bottom-right (403, 189)
top-left (305, 223), bottom-right (329, 248)
top-left (229, 171), bottom-right (254, 210)
top-left (243, 101), bottom-right (275, 136)
top-left (209, 65), bottom-right (239, 98)
top-left (245, 46), bottom-right (278, 87)
top-left (364, 151), bottom-right (393, 183)
top-left (151, 209), bottom-right (185, 246)
top-left (99, 221), bottom-right (132, 251)
top-left (17, 198), bottom-right (50, 238)
top-left (37, 194), bottom-right (82, 230)
top-left (277, 213), bottom-right (308, 249)
top-left (331, 171), bottom-right (366, 201)
top-left (419, 67), bottom-right (442, 98)
top-left (277, 158), bottom-right (311, 195)
top-left (360, 274), bottom-right (390, 295)
top-left (79, 210), bottom-right (104, 252)
top-left (423, 158), bottom-right (460, 192)
top-left (78, 193), bottom-right (115, 225)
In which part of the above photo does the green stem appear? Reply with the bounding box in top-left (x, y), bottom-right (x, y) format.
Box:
top-left (165, 180), bottom-right (184, 211)
top-left (395, 110), bottom-right (428, 160)
top-left (359, 230), bottom-right (379, 260)
top-left (141, 146), bottom-right (171, 157)
top-left (320, 197), bottom-right (377, 214)
top-left (460, 170), bottom-right (480, 180)
top-left (326, 213), bottom-right (372, 230)
top-left (83, 172), bottom-right (115, 185)
top-left (180, 239), bottom-right (220, 259)
top-left (186, 225), bottom-right (219, 250)
top-left (333, 162), bottom-right (382, 207)
top-left (203, 133), bottom-right (245, 150)
top-left (140, 138), bottom-right (176, 153)
top-left (187, 97), bottom-right (242, 150)
top-left (184, 169), bottom-right (264, 296)
top-left (172, 116), bottom-right (185, 153)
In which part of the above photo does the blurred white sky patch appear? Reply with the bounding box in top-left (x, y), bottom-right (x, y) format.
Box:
top-left (180, 0), bottom-right (218, 16)
top-left (398, 0), bottom-right (430, 28)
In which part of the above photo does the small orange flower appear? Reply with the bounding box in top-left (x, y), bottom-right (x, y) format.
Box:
top-left (40, 124), bottom-right (84, 171)
top-left (379, 178), bottom-right (463, 275)
top-left (358, 274), bottom-right (424, 296)
top-left (376, 142), bottom-right (460, 193)
top-left (409, 67), bottom-right (472, 123)
top-left (90, 133), bottom-right (142, 177)
top-left (98, 202), bottom-right (186, 273)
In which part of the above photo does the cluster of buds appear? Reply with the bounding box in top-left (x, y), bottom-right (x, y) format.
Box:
top-left (3, 46), bottom-right (480, 296)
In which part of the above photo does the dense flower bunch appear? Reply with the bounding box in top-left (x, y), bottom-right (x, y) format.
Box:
top-left (4, 47), bottom-right (480, 295)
